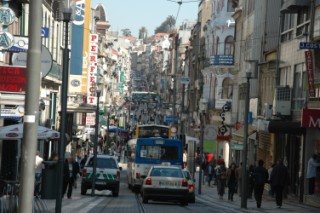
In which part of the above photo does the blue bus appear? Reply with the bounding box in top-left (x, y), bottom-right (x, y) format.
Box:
top-left (126, 138), bottom-right (183, 192)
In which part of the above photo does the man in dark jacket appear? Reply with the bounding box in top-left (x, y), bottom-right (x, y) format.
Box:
top-left (253, 160), bottom-right (269, 208)
top-left (63, 156), bottom-right (80, 199)
top-left (270, 159), bottom-right (290, 208)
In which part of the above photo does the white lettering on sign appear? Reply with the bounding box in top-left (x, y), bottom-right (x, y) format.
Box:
top-left (309, 117), bottom-right (320, 128)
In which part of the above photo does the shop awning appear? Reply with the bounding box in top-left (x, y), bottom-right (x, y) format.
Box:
top-left (268, 120), bottom-right (305, 135)
top-left (232, 125), bottom-right (257, 142)
top-left (281, 0), bottom-right (310, 13)
top-left (185, 135), bottom-right (200, 144)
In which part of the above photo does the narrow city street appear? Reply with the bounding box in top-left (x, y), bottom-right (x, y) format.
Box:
top-left (43, 166), bottom-right (320, 213)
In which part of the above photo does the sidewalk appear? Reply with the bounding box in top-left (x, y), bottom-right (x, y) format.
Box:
top-left (194, 172), bottom-right (319, 213)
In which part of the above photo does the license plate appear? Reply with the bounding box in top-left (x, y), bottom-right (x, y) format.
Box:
top-left (96, 181), bottom-right (105, 185)
top-left (159, 181), bottom-right (179, 187)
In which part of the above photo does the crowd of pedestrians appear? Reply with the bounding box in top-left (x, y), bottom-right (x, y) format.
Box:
top-left (199, 154), bottom-right (291, 209)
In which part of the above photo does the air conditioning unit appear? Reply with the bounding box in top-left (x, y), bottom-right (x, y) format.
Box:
top-left (273, 86), bottom-right (291, 116)
top-left (263, 103), bottom-right (273, 120)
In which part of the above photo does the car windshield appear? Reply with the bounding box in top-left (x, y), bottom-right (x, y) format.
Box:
top-left (87, 157), bottom-right (117, 169)
top-left (150, 168), bottom-right (183, 178)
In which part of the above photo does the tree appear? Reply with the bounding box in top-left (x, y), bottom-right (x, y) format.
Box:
top-left (154, 15), bottom-right (176, 34)
top-left (121, 28), bottom-right (132, 36)
top-left (139, 26), bottom-right (148, 40)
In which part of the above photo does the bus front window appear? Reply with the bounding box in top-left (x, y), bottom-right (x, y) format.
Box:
top-left (139, 145), bottom-right (178, 160)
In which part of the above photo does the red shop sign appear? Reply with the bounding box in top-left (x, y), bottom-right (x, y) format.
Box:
top-left (301, 109), bottom-right (320, 128)
top-left (0, 66), bottom-right (26, 92)
top-left (304, 51), bottom-right (316, 97)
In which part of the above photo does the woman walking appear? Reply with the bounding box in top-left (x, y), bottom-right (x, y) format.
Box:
top-left (226, 163), bottom-right (237, 201)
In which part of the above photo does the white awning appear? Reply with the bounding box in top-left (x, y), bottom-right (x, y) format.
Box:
top-left (185, 135), bottom-right (199, 144)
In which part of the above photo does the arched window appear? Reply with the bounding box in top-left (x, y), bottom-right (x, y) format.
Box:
top-left (222, 78), bottom-right (233, 99)
top-left (224, 36), bottom-right (234, 55)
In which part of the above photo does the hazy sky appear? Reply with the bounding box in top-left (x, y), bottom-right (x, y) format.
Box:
top-left (92, 0), bottom-right (199, 37)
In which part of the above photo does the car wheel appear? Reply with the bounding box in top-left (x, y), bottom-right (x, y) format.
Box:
top-left (81, 185), bottom-right (87, 195)
top-left (142, 195), bottom-right (148, 204)
top-left (180, 200), bottom-right (188, 206)
top-left (112, 190), bottom-right (119, 197)
top-left (190, 196), bottom-right (195, 203)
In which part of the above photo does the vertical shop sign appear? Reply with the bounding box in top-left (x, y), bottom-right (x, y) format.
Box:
top-left (304, 51), bottom-right (316, 97)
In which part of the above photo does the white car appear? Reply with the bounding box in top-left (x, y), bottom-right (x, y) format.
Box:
top-left (81, 155), bottom-right (121, 197)
top-left (182, 169), bottom-right (195, 203)
top-left (141, 166), bottom-right (189, 205)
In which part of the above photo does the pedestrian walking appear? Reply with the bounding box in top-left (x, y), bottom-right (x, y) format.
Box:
top-left (35, 150), bottom-right (43, 180)
top-left (268, 163), bottom-right (275, 197)
top-left (270, 159), bottom-right (290, 208)
top-left (63, 156), bottom-right (80, 199)
top-left (207, 160), bottom-right (214, 186)
top-left (201, 156), bottom-right (209, 184)
top-left (253, 160), bottom-right (269, 208)
top-left (226, 163), bottom-right (237, 201)
top-left (236, 162), bottom-right (242, 196)
top-left (247, 164), bottom-right (255, 198)
top-left (80, 154), bottom-right (88, 169)
top-left (183, 149), bottom-right (188, 169)
top-left (34, 150), bottom-right (43, 196)
top-left (211, 157), bottom-right (217, 185)
top-left (216, 160), bottom-right (227, 199)
top-left (74, 154), bottom-right (82, 189)
top-left (306, 154), bottom-right (320, 195)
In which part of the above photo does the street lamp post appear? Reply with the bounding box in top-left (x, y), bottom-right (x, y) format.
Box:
top-left (92, 89), bottom-right (101, 196)
top-left (56, 8), bottom-right (72, 213)
top-left (241, 72), bottom-right (251, 208)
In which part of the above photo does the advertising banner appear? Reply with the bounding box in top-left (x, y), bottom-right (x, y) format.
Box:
top-left (0, 66), bottom-right (26, 92)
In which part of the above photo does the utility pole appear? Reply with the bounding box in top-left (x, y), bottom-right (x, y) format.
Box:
top-left (240, 72), bottom-right (251, 208)
top-left (172, 33), bottom-right (179, 126)
top-left (92, 90), bottom-right (101, 195)
top-left (198, 111), bottom-right (205, 195)
top-left (18, 0), bottom-right (42, 212)
top-left (56, 8), bottom-right (72, 213)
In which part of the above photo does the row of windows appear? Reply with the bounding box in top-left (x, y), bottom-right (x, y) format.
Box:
top-left (281, 8), bottom-right (310, 42)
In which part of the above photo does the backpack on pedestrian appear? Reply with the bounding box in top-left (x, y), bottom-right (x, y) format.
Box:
top-left (216, 165), bottom-right (226, 180)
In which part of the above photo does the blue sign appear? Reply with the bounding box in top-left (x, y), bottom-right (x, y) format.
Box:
top-left (299, 42), bottom-right (320, 49)
top-left (164, 115), bottom-right (178, 123)
top-left (209, 55), bottom-right (234, 65)
top-left (41, 27), bottom-right (49, 38)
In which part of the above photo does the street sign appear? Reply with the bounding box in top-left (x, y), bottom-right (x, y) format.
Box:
top-left (299, 42), bottom-right (320, 49)
top-left (12, 45), bottom-right (53, 78)
top-left (164, 115), bottom-right (178, 123)
top-left (41, 27), bottom-right (49, 38)
top-left (180, 76), bottom-right (190, 84)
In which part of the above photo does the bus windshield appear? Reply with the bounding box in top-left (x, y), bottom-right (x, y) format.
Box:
top-left (139, 145), bottom-right (178, 160)
top-left (135, 124), bottom-right (170, 138)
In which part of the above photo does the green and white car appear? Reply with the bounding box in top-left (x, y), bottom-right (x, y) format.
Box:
top-left (81, 154), bottom-right (121, 197)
